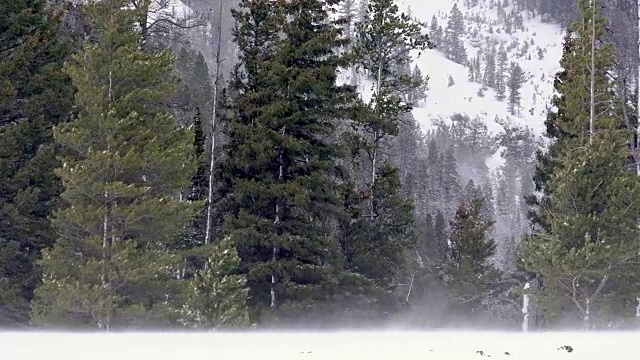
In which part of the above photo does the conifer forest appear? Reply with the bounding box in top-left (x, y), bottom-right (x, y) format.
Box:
top-left (1, 0), bottom-right (640, 331)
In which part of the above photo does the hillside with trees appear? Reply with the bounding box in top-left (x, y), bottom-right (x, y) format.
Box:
top-left (1, 0), bottom-right (639, 330)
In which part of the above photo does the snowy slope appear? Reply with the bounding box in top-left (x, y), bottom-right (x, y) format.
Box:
top-left (399, 0), bottom-right (564, 139)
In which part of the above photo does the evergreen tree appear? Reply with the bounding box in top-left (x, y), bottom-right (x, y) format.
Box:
top-left (480, 181), bottom-right (495, 222)
top-left (179, 237), bottom-right (249, 329)
top-left (444, 198), bottom-right (502, 316)
top-left (467, 61), bottom-right (476, 82)
top-left (339, 0), bottom-right (358, 47)
top-left (483, 44), bottom-right (497, 88)
top-left (30, 0), bottom-right (198, 329)
top-left (526, 0), bottom-right (624, 232)
top-left (189, 108), bottom-right (208, 204)
top-left (522, 0), bottom-right (640, 328)
top-left (419, 213), bottom-right (435, 262)
top-left (342, 0), bottom-right (431, 304)
top-left (172, 107), bottom-right (210, 277)
top-left (445, 3), bottom-right (466, 64)
top-left (464, 179), bottom-right (482, 201)
top-left (220, 0), bottom-right (359, 323)
top-left (429, 15), bottom-right (442, 49)
top-left (495, 43), bottom-right (507, 101)
top-left (425, 139), bottom-right (443, 209)
top-left (447, 3), bottom-right (465, 37)
top-left (507, 62), bottom-right (526, 115)
top-left (0, 0), bottom-right (73, 325)
top-left (433, 210), bottom-right (448, 265)
top-left (341, 161), bottom-right (414, 287)
top-left (441, 147), bottom-right (462, 217)
top-left (408, 65), bottom-right (428, 106)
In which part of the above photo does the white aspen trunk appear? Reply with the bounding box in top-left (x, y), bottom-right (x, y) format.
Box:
top-left (589, 0), bottom-right (596, 144)
top-left (370, 55), bottom-right (383, 217)
top-left (204, 1), bottom-right (224, 245)
top-left (584, 298), bottom-right (590, 330)
top-left (635, 297), bottom-right (640, 318)
top-left (270, 245), bottom-right (277, 309)
top-left (100, 68), bottom-right (114, 332)
top-left (522, 282), bottom-right (530, 332)
top-left (101, 191), bottom-right (109, 331)
top-left (271, 126), bottom-right (286, 310)
top-left (405, 272), bottom-right (415, 304)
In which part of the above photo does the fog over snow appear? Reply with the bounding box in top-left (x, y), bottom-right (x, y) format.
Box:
top-left (2, 331), bottom-right (638, 359)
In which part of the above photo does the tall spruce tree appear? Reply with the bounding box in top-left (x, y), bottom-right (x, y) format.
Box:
top-left (444, 197), bottom-right (502, 317)
top-left (220, 0), bottom-right (359, 324)
top-left (342, 0), bottom-right (430, 308)
top-left (507, 61), bottom-right (526, 116)
top-left (0, 0), bottom-right (73, 326)
top-left (495, 43), bottom-right (507, 101)
top-left (30, 0), bottom-right (198, 330)
top-left (521, 0), bottom-right (640, 328)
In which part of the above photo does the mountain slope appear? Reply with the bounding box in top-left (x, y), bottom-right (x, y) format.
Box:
top-left (400, 0), bottom-right (564, 138)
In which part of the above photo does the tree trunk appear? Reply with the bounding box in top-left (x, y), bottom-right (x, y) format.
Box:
top-left (584, 297), bottom-right (590, 329)
top-left (370, 56), bottom-right (383, 218)
top-left (589, 0), bottom-right (596, 144)
top-left (204, 1), bottom-right (224, 245)
top-left (101, 192), bottom-right (110, 331)
top-left (522, 281), bottom-right (530, 332)
top-left (271, 125), bottom-right (286, 310)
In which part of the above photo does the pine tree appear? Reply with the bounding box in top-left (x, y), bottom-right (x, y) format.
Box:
top-left (179, 237), bottom-right (249, 328)
top-left (433, 210), bottom-right (448, 265)
top-left (342, 161), bottom-right (414, 286)
top-left (429, 15), bottom-right (442, 49)
top-left (408, 65), bottom-right (428, 106)
top-left (419, 213), bottom-right (435, 262)
top-left (220, 0), bottom-right (359, 323)
top-left (447, 3), bottom-right (465, 37)
top-left (521, 0), bottom-right (640, 328)
top-left (338, 0), bottom-right (358, 47)
top-left (468, 61), bottom-right (476, 82)
top-left (441, 147), bottom-right (462, 217)
top-left (30, 0), bottom-right (198, 329)
top-left (495, 43), bottom-right (508, 101)
top-left (171, 107), bottom-right (210, 277)
top-left (445, 3), bottom-right (466, 64)
top-left (507, 62), bottom-right (526, 115)
top-left (0, 0), bottom-right (73, 325)
top-left (341, 0), bottom-right (430, 302)
top-left (483, 44), bottom-right (497, 88)
top-left (444, 198), bottom-right (502, 316)
top-left (189, 108), bottom-right (208, 204)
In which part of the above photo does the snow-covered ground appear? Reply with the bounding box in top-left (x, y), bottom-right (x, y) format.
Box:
top-left (2, 331), bottom-right (637, 359)
top-left (399, 0), bottom-right (564, 138)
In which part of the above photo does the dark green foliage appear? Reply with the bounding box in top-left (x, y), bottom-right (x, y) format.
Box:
top-left (220, 0), bottom-right (358, 324)
top-left (341, 161), bottom-right (414, 286)
top-left (444, 3), bottom-right (466, 64)
top-left (179, 237), bottom-right (249, 328)
top-left (522, 0), bottom-right (640, 328)
top-left (339, 0), bottom-right (432, 314)
top-left (444, 198), bottom-right (502, 316)
top-left (495, 43), bottom-right (507, 101)
top-left (0, 0), bottom-right (73, 326)
top-left (507, 62), bottom-right (526, 116)
top-left (30, 0), bottom-right (198, 329)
top-left (526, 0), bottom-right (620, 232)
